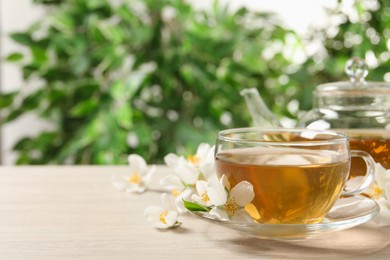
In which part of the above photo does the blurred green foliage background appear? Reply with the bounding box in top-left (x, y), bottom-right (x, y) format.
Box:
top-left (0, 0), bottom-right (389, 164)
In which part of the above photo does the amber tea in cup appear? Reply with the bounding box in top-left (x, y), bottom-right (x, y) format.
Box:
top-left (215, 128), bottom-right (375, 224)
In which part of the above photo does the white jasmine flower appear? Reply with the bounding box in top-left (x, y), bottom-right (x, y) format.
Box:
top-left (191, 180), bottom-right (214, 207)
top-left (191, 175), bottom-right (255, 221)
top-left (347, 163), bottom-right (390, 226)
top-left (160, 175), bottom-right (193, 213)
top-left (160, 152), bottom-right (200, 211)
top-left (144, 193), bottom-right (180, 229)
top-left (367, 163), bottom-right (390, 226)
top-left (188, 143), bottom-right (216, 180)
top-left (161, 143), bottom-right (217, 213)
top-left (164, 153), bottom-right (199, 185)
top-left (367, 163), bottom-right (390, 200)
top-left (162, 143), bottom-right (216, 188)
top-left (160, 175), bottom-right (186, 196)
top-left (111, 154), bottom-right (155, 193)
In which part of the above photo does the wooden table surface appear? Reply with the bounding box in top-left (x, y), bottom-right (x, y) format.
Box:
top-left (0, 166), bottom-right (390, 259)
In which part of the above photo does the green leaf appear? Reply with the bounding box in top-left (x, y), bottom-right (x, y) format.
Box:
top-left (10, 32), bottom-right (33, 46)
top-left (15, 153), bottom-right (31, 165)
top-left (235, 7), bottom-right (248, 17)
top-left (70, 99), bottom-right (98, 117)
top-left (0, 92), bottom-right (17, 109)
top-left (117, 5), bottom-right (135, 23)
top-left (13, 137), bottom-right (33, 150)
top-left (115, 105), bottom-right (132, 129)
top-left (98, 22), bottom-right (123, 43)
top-left (2, 0), bottom-right (315, 165)
top-left (86, 0), bottom-right (108, 10)
top-left (21, 90), bottom-right (44, 110)
top-left (3, 108), bottom-right (24, 123)
top-left (133, 123), bottom-right (153, 146)
top-left (6, 53), bottom-right (23, 62)
top-left (51, 11), bottom-right (75, 33)
top-left (22, 63), bottom-right (40, 79)
top-left (110, 75), bottom-right (144, 101)
top-left (183, 199), bottom-right (210, 212)
top-left (31, 47), bottom-right (48, 63)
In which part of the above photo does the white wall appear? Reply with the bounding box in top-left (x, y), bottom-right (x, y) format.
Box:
top-left (0, 0), bottom-right (333, 164)
top-left (0, 0), bottom-right (53, 164)
top-left (193, 0), bottom-right (335, 35)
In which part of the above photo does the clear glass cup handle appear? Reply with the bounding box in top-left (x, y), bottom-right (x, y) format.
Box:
top-left (342, 150), bottom-right (375, 196)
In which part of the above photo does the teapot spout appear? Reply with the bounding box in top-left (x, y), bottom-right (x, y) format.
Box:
top-left (240, 88), bottom-right (282, 127)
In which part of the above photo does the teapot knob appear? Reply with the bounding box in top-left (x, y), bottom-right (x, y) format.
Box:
top-left (345, 57), bottom-right (368, 83)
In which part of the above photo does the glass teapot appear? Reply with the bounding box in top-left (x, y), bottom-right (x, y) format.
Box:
top-left (241, 57), bottom-right (390, 177)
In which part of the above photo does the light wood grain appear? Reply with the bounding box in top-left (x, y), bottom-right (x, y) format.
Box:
top-left (0, 166), bottom-right (389, 259)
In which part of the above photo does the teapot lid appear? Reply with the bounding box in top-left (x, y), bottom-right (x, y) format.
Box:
top-left (314, 57), bottom-right (390, 110)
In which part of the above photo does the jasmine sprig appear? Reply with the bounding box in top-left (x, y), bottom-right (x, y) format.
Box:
top-left (183, 176), bottom-right (255, 222)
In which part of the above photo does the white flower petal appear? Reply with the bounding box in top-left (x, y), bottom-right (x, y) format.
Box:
top-left (191, 194), bottom-right (205, 206)
top-left (377, 197), bottom-right (388, 207)
top-left (144, 206), bottom-right (178, 229)
top-left (176, 188), bottom-right (194, 213)
top-left (209, 206), bottom-right (229, 221)
top-left (160, 175), bottom-right (184, 190)
top-left (191, 183), bottom-right (213, 207)
top-left (144, 206), bottom-right (164, 227)
top-left (199, 161), bottom-right (216, 180)
top-left (142, 165), bottom-right (156, 186)
top-left (230, 181), bottom-right (255, 207)
top-left (144, 206), bottom-right (163, 219)
top-left (208, 175), bottom-right (219, 183)
top-left (128, 154), bottom-right (147, 174)
top-left (220, 175), bottom-right (230, 191)
top-left (175, 161), bottom-right (198, 185)
top-left (196, 143), bottom-right (211, 158)
top-left (164, 210), bottom-right (179, 227)
top-left (374, 163), bottom-right (389, 187)
top-left (181, 187), bottom-right (194, 200)
top-left (164, 153), bottom-right (181, 168)
top-left (160, 193), bottom-right (177, 211)
top-left (207, 177), bottom-right (228, 206)
top-left (126, 184), bottom-right (146, 194)
top-left (199, 145), bottom-right (215, 165)
top-left (195, 180), bottom-right (208, 195)
top-left (385, 182), bottom-right (390, 201)
top-left (231, 208), bottom-right (255, 222)
top-left (199, 145), bottom-right (215, 167)
top-left (175, 196), bottom-right (187, 214)
top-left (166, 154), bottom-right (198, 184)
top-left (372, 206), bottom-right (390, 227)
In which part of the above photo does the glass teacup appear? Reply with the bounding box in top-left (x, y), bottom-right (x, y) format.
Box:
top-left (215, 128), bottom-right (375, 224)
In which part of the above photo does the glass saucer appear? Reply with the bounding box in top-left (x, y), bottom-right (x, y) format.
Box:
top-left (189, 196), bottom-right (380, 240)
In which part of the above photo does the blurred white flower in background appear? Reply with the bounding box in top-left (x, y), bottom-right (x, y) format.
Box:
top-left (112, 154), bottom-right (155, 193)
